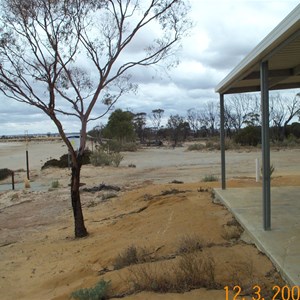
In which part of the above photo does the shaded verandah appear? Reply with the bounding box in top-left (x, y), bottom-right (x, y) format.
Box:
top-left (214, 3), bottom-right (300, 287)
top-left (215, 3), bottom-right (300, 231)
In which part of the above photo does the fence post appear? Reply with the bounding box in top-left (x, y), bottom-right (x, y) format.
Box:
top-left (12, 171), bottom-right (15, 190)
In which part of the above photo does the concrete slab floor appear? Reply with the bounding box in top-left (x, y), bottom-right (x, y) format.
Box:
top-left (214, 186), bottom-right (300, 287)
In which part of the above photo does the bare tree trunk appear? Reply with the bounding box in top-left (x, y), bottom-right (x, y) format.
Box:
top-left (71, 155), bottom-right (88, 238)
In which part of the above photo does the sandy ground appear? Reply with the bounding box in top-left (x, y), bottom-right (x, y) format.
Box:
top-left (0, 140), bottom-right (299, 300)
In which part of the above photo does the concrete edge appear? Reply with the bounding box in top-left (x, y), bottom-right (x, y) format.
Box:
top-left (213, 188), bottom-right (297, 287)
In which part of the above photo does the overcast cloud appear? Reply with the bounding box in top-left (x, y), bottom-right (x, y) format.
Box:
top-left (0, 0), bottom-right (299, 135)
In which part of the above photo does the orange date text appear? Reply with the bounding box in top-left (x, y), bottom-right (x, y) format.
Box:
top-left (224, 285), bottom-right (300, 300)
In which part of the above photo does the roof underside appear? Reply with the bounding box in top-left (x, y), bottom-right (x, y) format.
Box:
top-left (215, 4), bottom-right (300, 95)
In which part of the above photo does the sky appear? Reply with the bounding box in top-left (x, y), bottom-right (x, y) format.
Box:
top-left (0, 0), bottom-right (299, 136)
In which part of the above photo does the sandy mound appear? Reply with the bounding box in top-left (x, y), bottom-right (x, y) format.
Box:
top-left (0, 177), bottom-right (288, 300)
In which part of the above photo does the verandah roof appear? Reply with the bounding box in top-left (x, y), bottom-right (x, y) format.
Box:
top-left (215, 3), bottom-right (300, 95)
top-left (215, 3), bottom-right (300, 231)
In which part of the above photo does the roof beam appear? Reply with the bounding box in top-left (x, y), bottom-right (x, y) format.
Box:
top-left (224, 85), bottom-right (261, 94)
top-left (268, 67), bottom-right (298, 88)
top-left (224, 79), bottom-right (300, 94)
top-left (243, 68), bottom-right (294, 80)
top-left (294, 63), bottom-right (300, 75)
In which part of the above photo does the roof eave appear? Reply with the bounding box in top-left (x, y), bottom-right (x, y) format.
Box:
top-left (215, 3), bottom-right (300, 95)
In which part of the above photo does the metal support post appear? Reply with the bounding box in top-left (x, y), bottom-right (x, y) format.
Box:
top-left (220, 93), bottom-right (226, 190)
top-left (261, 60), bottom-right (271, 230)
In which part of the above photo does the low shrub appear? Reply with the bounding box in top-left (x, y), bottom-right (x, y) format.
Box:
top-left (104, 140), bottom-right (137, 152)
top-left (234, 126), bottom-right (261, 146)
top-left (121, 142), bottom-right (138, 152)
top-left (178, 252), bottom-right (217, 289)
top-left (205, 140), bottom-right (216, 149)
top-left (51, 180), bottom-right (60, 188)
top-left (177, 234), bottom-right (205, 254)
top-left (90, 150), bottom-right (111, 166)
top-left (128, 252), bottom-right (218, 293)
top-left (0, 168), bottom-right (13, 180)
top-left (187, 140), bottom-right (239, 151)
top-left (90, 150), bottom-right (123, 167)
top-left (187, 143), bottom-right (205, 151)
top-left (71, 279), bottom-right (110, 300)
top-left (202, 174), bottom-right (218, 182)
top-left (113, 245), bottom-right (152, 270)
top-left (111, 152), bottom-right (124, 167)
top-left (261, 163), bottom-right (275, 179)
top-left (105, 139), bottom-right (122, 153)
top-left (221, 225), bottom-right (243, 241)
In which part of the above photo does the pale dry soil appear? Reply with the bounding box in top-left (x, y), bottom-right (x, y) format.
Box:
top-left (0, 141), bottom-right (299, 300)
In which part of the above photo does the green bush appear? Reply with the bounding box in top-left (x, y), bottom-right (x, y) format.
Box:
top-left (261, 163), bottom-right (275, 178)
top-left (106, 139), bottom-right (122, 153)
top-left (71, 279), bottom-right (110, 300)
top-left (113, 245), bottom-right (151, 270)
top-left (288, 122), bottom-right (300, 138)
top-left (234, 126), bottom-right (261, 146)
top-left (104, 140), bottom-right (137, 152)
top-left (121, 142), bottom-right (138, 152)
top-left (187, 143), bottom-right (205, 151)
top-left (202, 174), bottom-right (218, 182)
top-left (111, 152), bottom-right (124, 167)
top-left (114, 245), bottom-right (139, 270)
top-left (0, 168), bottom-right (13, 180)
top-left (90, 150), bottom-right (111, 166)
top-left (51, 180), bottom-right (60, 188)
top-left (205, 140), bottom-right (216, 149)
top-left (90, 150), bottom-right (123, 167)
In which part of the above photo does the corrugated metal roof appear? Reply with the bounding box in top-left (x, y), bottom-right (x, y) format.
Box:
top-left (215, 4), bottom-right (300, 94)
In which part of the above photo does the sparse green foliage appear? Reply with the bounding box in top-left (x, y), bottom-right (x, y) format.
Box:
top-left (187, 143), bottom-right (205, 151)
top-left (101, 140), bottom-right (137, 153)
top-left (90, 150), bottom-right (111, 166)
top-left (71, 279), bottom-right (110, 300)
top-left (202, 174), bottom-right (218, 182)
top-left (120, 142), bottom-right (138, 152)
top-left (270, 164), bottom-right (275, 177)
top-left (51, 180), bottom-right (60, 189)
top-left (90, 149), bottom-right (123, 167)
top-left (261, 163), bottom-right (275, 178)
top-left (111, 152), bottom-right (124, 167)
top-left (104, 140), bottom-right (122, 153)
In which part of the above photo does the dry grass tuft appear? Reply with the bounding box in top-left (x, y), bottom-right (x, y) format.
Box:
top-left (128, 252), bottom-right (219, 293)
top-left (113, 245), bottom-right (150, 270)
top-left (221, 225), bottom-right (243, 241)
top-left (177, 234), bottom-right (205, 254)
